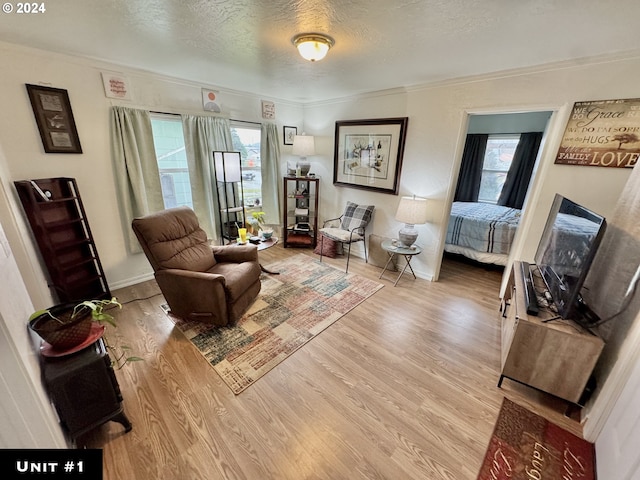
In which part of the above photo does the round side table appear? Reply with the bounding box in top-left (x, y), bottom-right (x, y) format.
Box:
top-left (379, 239), bottom-right (423, 286)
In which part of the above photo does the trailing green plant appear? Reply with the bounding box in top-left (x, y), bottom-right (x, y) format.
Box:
top-left (29, 297), bottom-right (143, 369)
top-left (29, 297), bottom-right (122, 326)
top-left (76, 298), bottom-right (122, 327)
top-left (106, 340), bottom-right (143, 370)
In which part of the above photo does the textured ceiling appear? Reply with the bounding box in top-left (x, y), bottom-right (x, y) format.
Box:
top-left (1, 0), bottom-right (640, 102)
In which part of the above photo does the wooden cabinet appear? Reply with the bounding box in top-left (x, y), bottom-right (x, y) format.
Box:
top-left (283, 176), bottom-right (319, 248)
top-left (499, 261), bottom-right (604, 404)
top-left (14, 177), bottom-right (111, 303)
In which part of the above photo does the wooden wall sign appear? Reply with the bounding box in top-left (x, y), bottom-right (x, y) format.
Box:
top-left (555, 98), bottom-right (640, 168)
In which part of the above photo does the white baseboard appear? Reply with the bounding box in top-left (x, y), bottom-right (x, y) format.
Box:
top-left (108, 272), bottom-right (154, 291)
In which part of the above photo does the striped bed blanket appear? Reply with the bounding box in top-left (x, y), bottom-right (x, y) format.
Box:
top-left (446, 202), bottom-right (521, 255)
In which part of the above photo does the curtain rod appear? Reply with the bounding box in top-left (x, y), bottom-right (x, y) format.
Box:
top-left (149, 110), bottom-right (262, 126)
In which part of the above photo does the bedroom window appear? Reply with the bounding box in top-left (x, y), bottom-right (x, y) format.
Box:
top-left (478, 134), bottom-right (520, 203)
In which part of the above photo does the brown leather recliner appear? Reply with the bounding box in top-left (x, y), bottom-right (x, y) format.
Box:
top-left (131, 206), bottom-right (261, 326)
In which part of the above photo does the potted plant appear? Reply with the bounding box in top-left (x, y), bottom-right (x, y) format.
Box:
top-left (29, 297), bottom-right (142, 369)
top-left (247, 211), bottom-right (273, 238)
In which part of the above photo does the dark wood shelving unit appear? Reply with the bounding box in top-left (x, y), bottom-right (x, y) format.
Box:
top-left (283, 176), bottom-right (319, 248)
top-left (14, 177), bottom-right (111, 303)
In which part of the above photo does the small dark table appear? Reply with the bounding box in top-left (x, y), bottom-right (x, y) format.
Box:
top-left (41, 337), bottom-right (132, 443)
top-left (230, 236), bottom-right (280, 274)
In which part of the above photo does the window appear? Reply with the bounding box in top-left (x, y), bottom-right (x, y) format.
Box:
top-left (230, 124), bottom-right (262, 210)
top-left (150, 117), bottom-right (262, 216)
top-left (478, 135), bottom-right (520, 203)
top-left (150, 115), bottom-right (192, 209)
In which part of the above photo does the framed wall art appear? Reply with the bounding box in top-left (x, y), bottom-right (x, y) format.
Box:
top-left (333, 117), bottom-right (408, 194)
top-left (283, 126), bottom-right (297, 145)
top-left (26, 84), bottom-right (82, 154)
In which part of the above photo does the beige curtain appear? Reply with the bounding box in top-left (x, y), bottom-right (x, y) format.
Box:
top-left (110, 106), bottom-right (163, 253)
top-left (181, 115), bottom-right (233, 239)
top-left (260, 123), bottom-right (282, 225)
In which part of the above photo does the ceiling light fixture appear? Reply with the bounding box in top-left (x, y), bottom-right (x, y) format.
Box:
top-left (292, 33), bottom-right (334, 62)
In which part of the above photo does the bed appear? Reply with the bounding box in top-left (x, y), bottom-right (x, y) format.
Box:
top-left (445, 201), bottom-right (522, 266)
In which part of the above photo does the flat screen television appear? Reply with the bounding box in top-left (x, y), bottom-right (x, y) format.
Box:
top-left (534, 194), bottom-right (606, 324)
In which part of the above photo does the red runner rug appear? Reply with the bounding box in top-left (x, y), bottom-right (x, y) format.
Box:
top-left (477, 398), bottom-right (596, 480)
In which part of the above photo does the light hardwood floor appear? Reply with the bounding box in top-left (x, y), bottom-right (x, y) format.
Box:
top-left (82, 245), bottom-right (583, 479)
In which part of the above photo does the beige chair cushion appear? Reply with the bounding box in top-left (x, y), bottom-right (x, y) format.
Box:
top-left (320, 227), bottom-right (364, 242)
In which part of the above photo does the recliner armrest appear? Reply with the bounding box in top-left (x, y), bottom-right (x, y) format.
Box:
top-left (156, 268), bottom-right (226, 284)
top-left (211, 244), bottom-right (258, 263)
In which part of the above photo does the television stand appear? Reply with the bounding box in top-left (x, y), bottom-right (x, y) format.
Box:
top-left (499, 261), bottom-right (604, 405)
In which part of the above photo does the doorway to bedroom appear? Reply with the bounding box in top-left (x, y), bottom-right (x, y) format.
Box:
top-left (444, 111), bottom-right (553, 269)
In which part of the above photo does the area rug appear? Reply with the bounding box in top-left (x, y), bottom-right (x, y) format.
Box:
top-left (477, 398), bottom-right (595, 480)
top-left (165, 254), bottom-right (384, 394)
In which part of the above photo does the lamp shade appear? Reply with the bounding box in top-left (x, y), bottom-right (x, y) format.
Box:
top-left (213, 151), bottom-right (241, 183)
top-left (292, 135), bottom-right (315, 156)
top-left (292, 34), bottom-right (334, 62)
top-left (395, 196), bottom-right (429, 225)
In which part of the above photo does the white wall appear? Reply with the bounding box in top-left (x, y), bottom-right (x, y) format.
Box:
top-left (0, 41), bottom-right (304, 308)
top-left (1, 41), bottom-right (636, 300)
top-left (304, 58), bottom-right (637, 281)
top-left (0, 170), bottom-right (66, 447)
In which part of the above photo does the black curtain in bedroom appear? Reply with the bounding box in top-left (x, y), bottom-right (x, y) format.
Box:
top-left (497, 132), bottom-right (543, 209)
top-left (454, 134), bottom-right (488, 202)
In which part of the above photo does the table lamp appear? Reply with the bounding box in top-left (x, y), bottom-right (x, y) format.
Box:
top-left (292, 134), bottom-right (315, 176)
top-left (395, 195), bottom-right (429, 247)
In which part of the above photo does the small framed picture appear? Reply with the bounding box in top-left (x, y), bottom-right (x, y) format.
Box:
top-left (26, 84), bottom-right (82, 154)
top-left (283, 126), bottom-right (297, 145)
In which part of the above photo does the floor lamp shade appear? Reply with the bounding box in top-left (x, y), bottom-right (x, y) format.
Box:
top-left (395, 196), bottom-right (429, 247)
top-left (213, 151), bottom-right (241, 183)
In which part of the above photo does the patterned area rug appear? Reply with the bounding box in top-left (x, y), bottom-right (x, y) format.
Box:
top-left (477, 398), bottom-right (595, 479)
top-left (165, 254), bottom-right (384, 394)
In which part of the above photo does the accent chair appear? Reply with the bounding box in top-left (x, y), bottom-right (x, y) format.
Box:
top-left (318, 201), bottom-right (375, 272)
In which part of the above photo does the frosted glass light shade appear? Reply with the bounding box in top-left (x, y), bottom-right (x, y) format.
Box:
top-left (292, 34), bottom-right (334, 62)
top-left (213, 151), bottom-right (241, 183)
